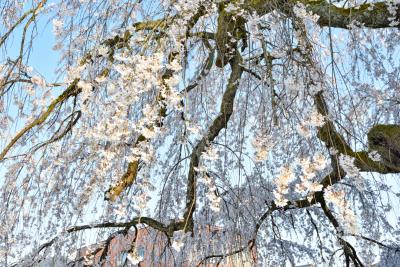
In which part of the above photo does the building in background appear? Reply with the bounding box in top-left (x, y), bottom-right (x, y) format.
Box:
top-left (72, 225), bottom-right (256, 266)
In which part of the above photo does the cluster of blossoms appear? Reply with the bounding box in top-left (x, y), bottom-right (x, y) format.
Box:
top-left (127, 248), bottom-right (144, 264)
top-left (295, 153), bottom-right (327, 194)
top-left (244, 12), bottom-right (262, 42)
top-left (284, 76), bottom-right (302, 96)
top-left (196, 145), bottom-right (221, 212)
top-left (293, 2), bottom-right (320, 24)
top-left (273, 166), bottom-right (296, 207)
top-left (52, 18), bottom-right (63, 37)
top-left (76, 49), bottom-right (181, 177)
top-left (324, 186), bottom-right (358, 234)
top-left (386, 1), bottom-right (400, 26)
top-left (198, 173), bottom-right (221, 212)
top-left (162, 0), bottom-right (218, 47)
top-left (171, 230), bottom-right (191, 252)
top-left (82, 252), bottom-right (96, 266)
top-left (133, 187), bottom-right (152, 212)
top-left (224, 0), bottom-right (244, 13)
top-left (368, 150), bottom-right (382, 162)
top-left (2, 0), bottom-right (400, 264)
top-left (297, 110), bottom-right (326, 138)
top-left (339, 154), bottom-right (364, 191)
top-left (251, 132), bottom-right (273, 162)
top-left (274, 153), bottom-right (327, 207)
top-left (30, 75), bottom-right (46, 88)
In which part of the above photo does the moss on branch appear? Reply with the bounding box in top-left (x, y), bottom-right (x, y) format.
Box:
top-left (247, 0), bottom-right (399, 29)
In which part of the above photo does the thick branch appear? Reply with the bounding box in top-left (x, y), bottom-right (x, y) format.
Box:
top-left (315, 91), bottom-right (400, 175)
top-left (249, 1), bottom-right (400, 29)
top-left (183, 53), bottom-right (243, 232)
top-left (304, 1), bottom-right (400, 29)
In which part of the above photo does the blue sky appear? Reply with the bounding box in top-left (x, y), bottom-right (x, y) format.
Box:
top-left (1, 13), bottom-right (59, 82)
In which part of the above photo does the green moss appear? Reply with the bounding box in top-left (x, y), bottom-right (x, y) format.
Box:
top-left (369, 124), bottom-right (400, 139)
top-left (298, 0), bottom-right (386, 16)
top-left (368, 124), bottom-right (400, 172)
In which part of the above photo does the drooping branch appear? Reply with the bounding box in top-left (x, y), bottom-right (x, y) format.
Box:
top-left (0, 20), bottom-right (155, 162)
top-left (316, 195), bottom-right (365, 267)
top-left (346, 233), bottom-right (400, 252)
top-left (0, 79), bottom-right (80, 162)
top-left (183, 53), bottom-right (243, 232)
top-left (195, 191), bottom-right (323, 266)
top-left (104, 52), bottom-right (177, 201)
top-left (5, 1), bottom-right (400, 266)
top-left (28, 110), bottom-right (81, 154)
top-left (180, 48), bottom-right (215, 95)
top-left (0, 0), bottom-right (47, 48)
top-left (105, 6), bottom-right (208, 201)
top-left (266, 184), bottom-right (365, 266)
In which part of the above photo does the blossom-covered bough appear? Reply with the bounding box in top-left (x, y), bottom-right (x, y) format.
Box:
top-left (1, 0), bottom-right (400, 266)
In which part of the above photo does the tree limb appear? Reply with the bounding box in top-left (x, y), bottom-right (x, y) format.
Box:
top-left (183, 53), bottom-right (243, 232)
top-left (249, 0), bottom-right (400, 30)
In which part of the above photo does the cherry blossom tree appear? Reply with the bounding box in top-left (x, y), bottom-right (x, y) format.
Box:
top-left (1, 0), bottom-right (400, 266)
